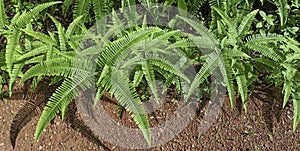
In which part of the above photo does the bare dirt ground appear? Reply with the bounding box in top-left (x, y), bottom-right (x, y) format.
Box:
top-left (0, 83), bottom-right (300, 150)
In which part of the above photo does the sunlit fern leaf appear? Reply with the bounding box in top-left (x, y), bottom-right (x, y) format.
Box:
top-left (20, 58), bottom-right (91, 84)
top-left (74, 0), bottom-right (92, 21)
top-left (8, 63), bottom-right (24, 97)
top-left (246, 42), bottom-right (283, 62)
top-left (140, 30), bottom-right (180, 52)
top-left (293, 94), bottom-right (300, 132)
top-left (147, 57), bottom-right (190, 83)
top-left (282, 63), bottom-right (297, 108)
top-left (177, 16), bottom-right (218, 46)
top-left (52, 48), bottom-right (76, 60)
top-left (10, 12), bottom-right (20, 25)
top-left (15, 45), bottom-right (51, 62)
top-left (219, 57), bottom-right (235, 108)
top-left (211, 6), bottom-right (237, 33)
top-left (15, 1), bottom-right (62, 28)
top-left (275, 0), bottom-right (288, 27)
top-left (48, 15), bottom-right (67, 51)
top-left (133, 70), bottom-right (144, 87)
top-left (238, 9), bottom-right (259, 36)
top-left (177, 0), bottom-right (188, 17)
top-left (110, 68), bottom-right (151, 145)
top-left (94, 64), bottom-right (112, 106)
top-left (5, 32), bottom-right (21, 76)
top-left (186, 51), bottom-right (220, 100)
top-left (49, 76), bottom-right (64, 86)
top-left (142, 61), bottom-right (160, 106)
top-left (283, 81), bottom-right (292, 108)
top-left (97, 27), bottom-right (161, 67)
top-left (66, 15), bottom-right (84, 39)
top-left (34, 74), bottom-right (94, 141)
top-left (223, 49), bottom-right (251, 58)
top-left (285, 54), bottom-right (300, 62)
top-left (23, 55), bottom-right (45, 65)
top-left (0, 0), bottom-right (8, 28)
top-left (235, 61), bottom-right (248, 112)
top-left (22, 29), bottom-right (57, 46)
top-left (245, 34), bottom-right (284, 43)
top-left (92, 0), bottom-right (105, 21)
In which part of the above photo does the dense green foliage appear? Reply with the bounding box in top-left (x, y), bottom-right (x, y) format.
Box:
top-left (1, 0), bottom-right (300, 146)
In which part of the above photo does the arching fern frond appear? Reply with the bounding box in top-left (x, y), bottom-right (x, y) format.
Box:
top-left (97, 27), bottom-right (161, 67)
top-left (62, 0), bottom-right (73, 17)
top-left (5, 32), bottom-right (21, 76)
top-left (34, 74), bottom-right (94, 141)
top-left (110, 68), bottom-right (151, 145)
top-left (275, 0), bottom-right (288, 27)
top-left (245, 42), bottom-right (283, 61)
top-left (20, 58), bottom-right (92, 83)
top-left (238, 9), bottom-right (258, 36)
top-left (66, 15), bottom-right (84, 39)
top-left (22, 29), bottom-right (57, 46)
top-left (142, 61), bottom-right (160, 106)
top-left (92, 0), bottom-right (106, 21)
top-left (218, 57), bottom-right (235, 108)
top-left (15, 1), bottom-right (62, 28)
top-left (0, 0), bottom-right (8, 28)
top-left (74, 0), bottom-right (92, 21)
top-left (186, 51), bottom-right (221, 100)
top-left (234, 61), bottom-right (248, 112)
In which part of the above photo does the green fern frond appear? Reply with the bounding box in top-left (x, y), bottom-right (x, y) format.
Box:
top-left (235, 61), bottom-right (248, 112)
top-left (48, 15), bottom-right (67, 51)
top-left (293, 95), bottom-right (300, 132)
top-left (35, 74), bottom-right (94, 141)
top-left (246, 42), bottom-right (283, 61)
top-left (15, 45), bottom-right (51, 62)
top-left (238, 9), bottom-right (259, 36)
top-left (142, 61), bottom-right (160, 106)
top-left (62, 0), bottom-right (74, 17)
top-left (177, 16), bottom-right (218, 46)
top-left (5, 32), bottom-right (21, 75)
top-left (110, 68), bottom-right (151, 145)
top-left (253, 58), bottom-right (280, 71)
top-left (92, 0), bottom-right (105, 21)
top-left (219, 57), bottom-right (235, 108)
top-left (74, 0), bottom-right (92, 19)
top-left (132, 70), bottom-right (144, 87)
top-left (147, 57), bottom-right (190, 83)
top-left (8, 63), bottom-right (24, 97)
top-left (94, 64), bottom-right (112, 106)
top-left (283, 81), bottom-right (292, 108)
top-left (15, 1), bottom-right (62, 28)
top-left (21, 58), bottom-right (92, 83)
top-left (186, 51), bottom-right (220, 100)
top-left (98, 27), bottom-right (161, 67)
top-left (275, 0), bottom-right (288, 27)
top-left (66, 15), bottom-right (84, 39)
top-left (245, 34), bottom-right (284, 43)
top-left (0, 0), bottom-right (8, 28)
top-left (24, 55), bottom-right (45, 64)
top-left (212, 6), bottom-right (236, 31)
top-left (22, 29), bottom-right (57, 46)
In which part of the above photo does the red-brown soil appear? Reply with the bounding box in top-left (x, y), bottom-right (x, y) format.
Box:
top-left (0, 83), bottom-right (300, 150)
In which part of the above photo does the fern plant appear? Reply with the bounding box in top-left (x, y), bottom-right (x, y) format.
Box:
top-left (0, 0), bottom-right (61, 97)
top-left (203, 0), bottom-right (300, 130)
